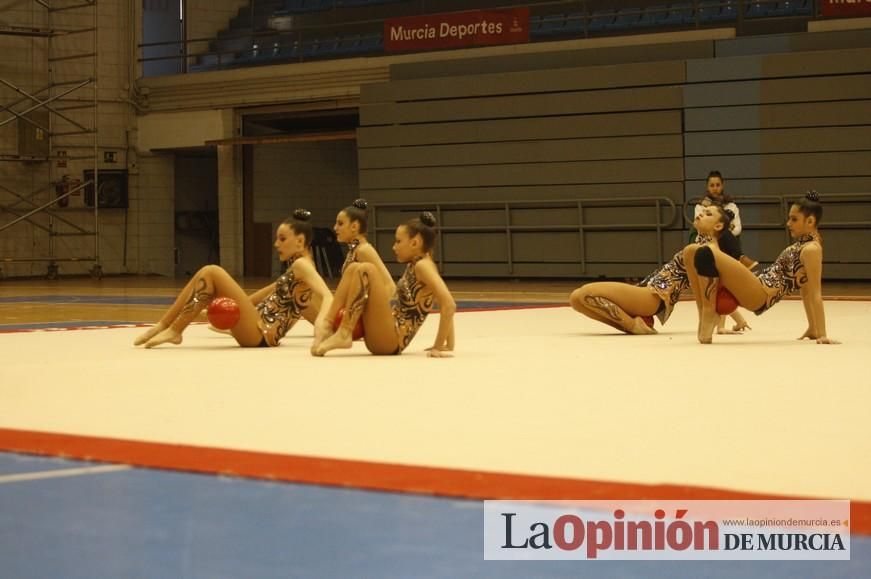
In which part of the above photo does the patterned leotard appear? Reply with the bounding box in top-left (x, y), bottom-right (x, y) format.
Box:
top-left (638, 249), bottom-right (688, 325)
top-left (753, 233), bottom-right (819, 315)
top-left (341, 238), bottom-right (360, 274)
top-left (256, 256), bottom-right (313, 346)
top-left (638, 233), bottom-right (740, 325)
top-left (390, 256), bottom-right (433, 353)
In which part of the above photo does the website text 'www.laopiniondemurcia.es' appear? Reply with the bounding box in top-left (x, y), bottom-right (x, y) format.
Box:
top-left (483, 500), bottom-right (850, 560)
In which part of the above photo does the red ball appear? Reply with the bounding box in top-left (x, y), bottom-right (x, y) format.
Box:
top-left (716, 287), bottom-right (739, 315)
top-left (333, 307), bottom-right (365, 340)
top-left (207, 297), bottom-right (240, 330)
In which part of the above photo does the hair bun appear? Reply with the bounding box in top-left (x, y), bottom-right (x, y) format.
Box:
top-left (352, 198), bottom-right (368, 210)
top-left (805, 190), bottom-right (820, 202)
top-left (419, 211), bottom-right (436, 227)
top-left (293, 208), bottom-right (312, 221)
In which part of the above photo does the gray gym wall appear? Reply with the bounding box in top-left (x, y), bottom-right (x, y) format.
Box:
top-left (358, 30), bottom-right (871, 279)
top-left (252, 140), bottom-right (358, 277)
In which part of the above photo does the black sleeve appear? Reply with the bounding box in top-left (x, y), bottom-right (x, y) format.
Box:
top-left (718, 231), bottom-right (743, 260)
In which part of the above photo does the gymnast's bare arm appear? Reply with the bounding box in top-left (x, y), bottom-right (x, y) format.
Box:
top-left (797, 243), bottom-right (838, 344)
top-left (415, 258), bottom-right (456, 357)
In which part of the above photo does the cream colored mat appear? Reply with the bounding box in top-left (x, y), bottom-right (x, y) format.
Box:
top-left (1, 301), bottom-right (868, 501)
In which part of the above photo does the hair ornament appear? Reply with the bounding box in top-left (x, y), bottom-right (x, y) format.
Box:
top-left (419, 211), bottom-right (436, 227)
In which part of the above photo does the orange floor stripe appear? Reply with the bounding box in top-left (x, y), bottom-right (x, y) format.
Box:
top-left (2, 427), bottom-right (868, 535)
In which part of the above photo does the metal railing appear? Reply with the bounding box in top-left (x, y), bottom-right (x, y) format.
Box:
top-left (371, 196), bottom-right (679, 275)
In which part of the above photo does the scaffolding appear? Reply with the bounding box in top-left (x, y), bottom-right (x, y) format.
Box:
top-left (0, 0), bottom-right (100, 279)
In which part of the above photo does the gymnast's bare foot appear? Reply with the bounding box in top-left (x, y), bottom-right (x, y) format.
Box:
top-left (311, 328), bottom-right (353, 356)
top-left (310, 317), bottom-right (334, 354)
top-left (698, 304), bottom-right (718, 344)
top-left (144, 327), bottom-right (183, 348)
top-left (629, 316), bottom-right (657, 335)
top-left (134, 323), bottom-right (167, 346)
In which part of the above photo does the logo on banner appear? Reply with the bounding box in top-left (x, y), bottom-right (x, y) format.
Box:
top-left (483, 500), bottom-right (850, 560)
top-left (384, 8), bottom-right (529, 52)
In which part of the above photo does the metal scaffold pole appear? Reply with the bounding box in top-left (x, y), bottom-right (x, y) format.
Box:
top-left (0, 0), bottom-right (101, 279)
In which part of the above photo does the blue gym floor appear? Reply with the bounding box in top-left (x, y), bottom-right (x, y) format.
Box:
top-left (1, 452), bottom-right (869, 578)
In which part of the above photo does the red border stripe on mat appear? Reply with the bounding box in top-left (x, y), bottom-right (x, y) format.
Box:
top-left (1, 427), bottom-right (868, 534)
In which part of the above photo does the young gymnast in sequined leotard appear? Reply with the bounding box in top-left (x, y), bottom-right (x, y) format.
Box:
top-left (134, 209), bottom-right (333, 349)
top-left (314, 199), bottom-right (396, 342)
top-left (312, 211), bottom-right (456, 357)
top-left (683, 191), bottom-right (839, 345)
top-left (569, 205), bottom-right (738, 335)
top-left (693, 171), bottom-right (754, 334)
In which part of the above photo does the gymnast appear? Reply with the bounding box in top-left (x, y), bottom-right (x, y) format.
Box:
top-left (134, 209), bottom-right (333, 348)
top-left (692, 170), bottom-right (754, 333)
top-left (684, 191), bottom-right (838, 345)
top-left (569, 204), bottom-right (740, 334)
top-left (311, 211), bottom-right (456, 357)
top-left (321, 196), bottom-right (396, 311)
top-left (333, 199), bottom-right (395, 284)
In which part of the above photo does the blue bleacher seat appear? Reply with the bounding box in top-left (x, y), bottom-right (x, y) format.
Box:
top-left (773, 0), bottom-right (812, 16)
top-left (564, 12), bottom-right (584, 34)
top-left (612, 8), bottom-right (642, 30)
top-left (638, 5), bottom-right (671, 27)
top-left (535, 13), bottom-right (569, 36)
top-left (665, 2), bottom-right (695, 25)
top-left (361, 33), bottom-right (382, 51)
top-left (332, 34), bottom-right (359, 55)
top-left (746, 1), bottom-right (776, 18)
top-left (720, 1), bottom-right (738, 20)
top-left (587, 9), bottom-right (617, 33)
top-left (697, 0), bottom-right (717, 21)
top-left (318, 36), bottom-right (341, 56)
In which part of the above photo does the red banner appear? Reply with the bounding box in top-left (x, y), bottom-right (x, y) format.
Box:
top-left (384, 8), bottom-right (529, 53)
top-left (820, 0), bottom-right (871, 17)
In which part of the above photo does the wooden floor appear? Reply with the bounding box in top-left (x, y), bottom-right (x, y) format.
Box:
top-left (1, 274), bottom-right (869, 327)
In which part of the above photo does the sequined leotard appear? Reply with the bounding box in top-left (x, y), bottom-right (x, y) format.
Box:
top-left (390, 256), bottom-right (433, 353)
top-left (638, 249), bottom-right (688, 325)
top-left (341, 238), bottom-right (360, 274)
top-left (638, 233), bottom-right (741, 325)
top-left (256, 256), bottom-right (313, 346)
top-left (753, 233), bottom-right (819, 315)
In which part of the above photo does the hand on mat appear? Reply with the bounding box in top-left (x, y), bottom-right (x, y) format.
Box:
top-left (798, 329), bottom-right (840, 344)
top-left (731, 320), bottom-right (751, 332)
top-left (426, 347), bottom-right (453, 358)
top-left (798, 328), bottom-right (820, 341)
